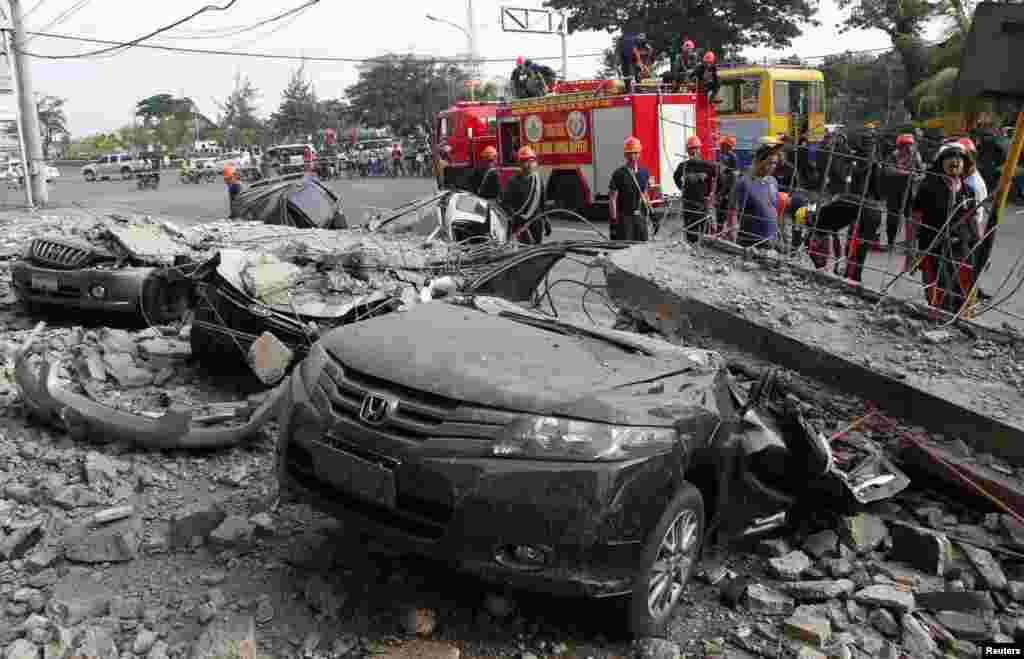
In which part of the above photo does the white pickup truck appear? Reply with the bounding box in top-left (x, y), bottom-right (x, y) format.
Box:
top-left (82, 153), bottom-right (143, 182)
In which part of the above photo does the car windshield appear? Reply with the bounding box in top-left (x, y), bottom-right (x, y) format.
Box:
top-left (373, 195), bottom-right (443, 236)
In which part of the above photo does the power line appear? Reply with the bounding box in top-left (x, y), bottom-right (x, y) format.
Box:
top-left (158, 0), bottom-right (318, 41)
top-left (224, 5), bottom-right (313, 51)
top-left (23, 30), bottom-right (607, 63)
top-left (16, 0), bottom-right (241, 59)
top-left (22, 0), bottom-right (49, 21)
top-left (17, 28), bottom-right (944, 67)
top-left (30, 0), bottom-right (92, 37)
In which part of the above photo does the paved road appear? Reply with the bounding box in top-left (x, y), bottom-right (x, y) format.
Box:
top-left (11, 171), bottom-right (1021, 331)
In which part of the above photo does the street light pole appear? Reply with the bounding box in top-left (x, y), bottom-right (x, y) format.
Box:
top-left (426, 7), bottom-right (476, 102)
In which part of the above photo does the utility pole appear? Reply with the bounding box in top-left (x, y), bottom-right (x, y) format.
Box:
top-left (466, 0), bottom-right (476, 101)
top-left (559, 11), bottom-right (568, 81)
top-left (8, 0), bottom-right (47, 206)
top-left (1, 30), bottom-right (31, 207)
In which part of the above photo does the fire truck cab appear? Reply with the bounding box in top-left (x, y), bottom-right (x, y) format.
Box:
top-left (435, 101), bottom-right (499, 191)
top-left (494, 81), bottom-right (717, 220)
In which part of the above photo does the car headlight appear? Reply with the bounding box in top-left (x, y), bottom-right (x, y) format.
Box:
top-left (493, 416), bottom-right (677, 461)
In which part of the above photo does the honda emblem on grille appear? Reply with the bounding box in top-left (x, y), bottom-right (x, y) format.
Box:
top-left (359, 394), bottom-right (393, 425)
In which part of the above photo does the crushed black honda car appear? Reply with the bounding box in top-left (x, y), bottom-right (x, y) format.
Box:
top-left (275, 296), bottom-right (908, 636)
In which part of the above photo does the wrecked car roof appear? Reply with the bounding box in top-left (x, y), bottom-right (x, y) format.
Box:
top-left (322, 299), bottom-right (723, 426)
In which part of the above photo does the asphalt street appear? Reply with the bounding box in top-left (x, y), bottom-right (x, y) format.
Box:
top-left (10, 168), bottom-right (1024, 331)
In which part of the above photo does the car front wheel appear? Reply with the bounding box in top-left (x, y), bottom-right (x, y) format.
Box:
top-left (121, 167), bottom-right (133, 180)
top-left (84, 171), bottom-right (96, 183)
top-left (628, 482), bottom-right (704, 637)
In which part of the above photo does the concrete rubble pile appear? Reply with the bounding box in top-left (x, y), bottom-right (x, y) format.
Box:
top-left (701, 492), bottom-right (1024, 658)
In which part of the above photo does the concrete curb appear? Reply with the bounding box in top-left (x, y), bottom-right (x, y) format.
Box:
top-left (604, 251), bottom-right (1024, 467)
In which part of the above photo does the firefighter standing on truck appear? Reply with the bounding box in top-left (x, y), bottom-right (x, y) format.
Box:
top-left (502, 146), bottom-right (549, 244)
top-left (609, 137), bottom-right (651, 242)
top-left (691, 51), bottom-right (720, 103)
top-left (474, 146), bottom-right (501, 200)
top-left (674, 135), bottom-right (719, 242)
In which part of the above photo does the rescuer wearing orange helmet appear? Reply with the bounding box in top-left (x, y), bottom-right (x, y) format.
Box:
top-left (673, 135), bottom-right (720, 243)
top-left (717, 135), bottom-right (740, 233)
top-left (473, 146), bottom-right (501, 201)
top-left (608, 137), bottom-right (651, 241)
top-left (500, 146), bottom-right (549, 244)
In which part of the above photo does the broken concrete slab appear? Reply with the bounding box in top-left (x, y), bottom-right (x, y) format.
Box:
top-left (935, 611), bottom-right (991, 641)
top-left (71, 626), bottom-right (118, 659)
top-left (62, 515), bottom-right (142, 563)
top-left (169, 503), bottom-right (226, 549)
top-left (960, 543), bottom-right (1008, 591)
top-left (769, 551), bottom-right (812, 581)
top-left (852, 585), bottom-right (915, 614)
top-left (803, 530), bottom-right (838, 559)
top-left (208, 515), bottom-right (255, 549)
top-left (888, 521), bottom-right (952, 576)
top-left (777, 580), bottom-right (856, 602)
top-left (901, 614), bottom-right (939, 656)
top-left (745, 584), bottom-right (796, 616)
top-left (189, 614), bottom-right (256, 659)
top-left (0, 524), bottom-right (43, 560)
top-left (915, 590), bottom-right (995, 613)
top-left (783, 616), bottom-right (831, 647)
top-left (101, 352), bottom-right (153, 388)
top-left (247, 332), bottom-right (293, 386)
top-left (602, 243), bottom-right (1024, 464)
top-left (839, 514), bottom-right (888, 554)
top-left (47, 573), bottom-right (114, 625)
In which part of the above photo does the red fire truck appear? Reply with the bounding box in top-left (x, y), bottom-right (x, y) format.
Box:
top-left (434, 101), bottom-right (499, 190)
top-left (493, 81), bottom-right (718, 219)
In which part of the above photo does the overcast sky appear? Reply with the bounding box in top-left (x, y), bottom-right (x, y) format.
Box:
top-left (1, 0), bottom-right (944, 137)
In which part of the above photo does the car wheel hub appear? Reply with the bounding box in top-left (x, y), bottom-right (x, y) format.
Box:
top-left (647, 509), bottom-right (698, 619)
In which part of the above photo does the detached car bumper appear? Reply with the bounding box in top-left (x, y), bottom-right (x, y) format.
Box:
top-left (277, 372), bottom-right (676, 599)
top-left (10, 261), bottom-right (150, 312)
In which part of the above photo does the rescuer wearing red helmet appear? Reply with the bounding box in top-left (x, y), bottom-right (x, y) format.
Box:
top-left (673, 135), bottom-right (721, 243)
top-left (691, 50), bottom-right (720, 103)
top-left (882, 133), bottom-right (925, 250)
top-left (510, 56), bottom-right (529, 99)
top-left (608, 137), bottom-right (651, 241)
top-left (910, 143), bottom-right (979, 311)
top-left (501, 146), bottom-right (549, 244)
top-left (473, 145), bottom-right (501, 201)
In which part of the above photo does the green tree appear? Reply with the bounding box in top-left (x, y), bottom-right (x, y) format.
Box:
top-left (833, 0), bottom-right (937, 117)
top-left (346, 55), bottom-right (467, 136)
top-left (219, 74), bottom-right (263, 148)
top-left (153, 117), bottom-right (192, 154)
top-left (135, 94), bottom-right (193, 127)
top-left (272, 65), bottom-right (323, 142)
top-left (35, 94), bottom-right (67, 156)
top-left (545, 0), bottom-right (819, 66)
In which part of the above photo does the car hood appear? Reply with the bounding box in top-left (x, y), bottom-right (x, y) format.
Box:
top-left (321, 301), bottom-right (724, 426)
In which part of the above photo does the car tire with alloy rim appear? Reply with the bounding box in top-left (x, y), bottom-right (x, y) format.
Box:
top-left (84, 171), bottom-right (96, 183)
top-left (627, 481), bottom-right (704, 637)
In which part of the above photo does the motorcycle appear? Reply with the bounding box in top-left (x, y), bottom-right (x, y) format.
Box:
top-left (179, 168), bottom-right (202, 184)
